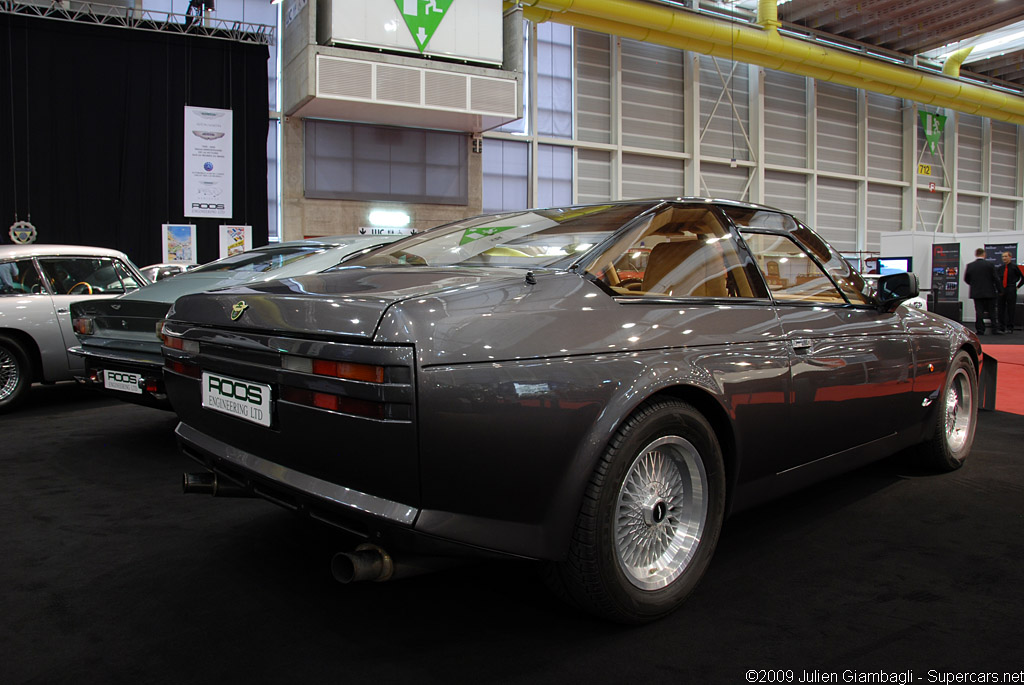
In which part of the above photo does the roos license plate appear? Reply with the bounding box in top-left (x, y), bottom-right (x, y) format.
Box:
top-left (103, 369), bottom-right (142, 395)
top-left (201, 372), bottom-right (272, 427)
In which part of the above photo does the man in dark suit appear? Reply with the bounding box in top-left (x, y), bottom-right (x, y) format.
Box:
top-left (964, 247), bottom-right (1002, 335)
top-left (997, 251), bottom-right (1023, 332)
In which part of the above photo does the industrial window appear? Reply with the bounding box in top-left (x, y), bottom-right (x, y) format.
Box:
top-left (304, 121), bottom-right (468, 205)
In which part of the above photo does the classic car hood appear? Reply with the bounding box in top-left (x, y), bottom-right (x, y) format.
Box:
top-left (167, 266), bottom-right (542, 339)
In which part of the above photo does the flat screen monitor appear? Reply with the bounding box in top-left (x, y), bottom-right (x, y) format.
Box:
top-left (879, 257), bottom-right (912, 275)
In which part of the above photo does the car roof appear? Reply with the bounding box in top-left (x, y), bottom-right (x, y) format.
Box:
top-left (0, 244), bottom-right (133, 260)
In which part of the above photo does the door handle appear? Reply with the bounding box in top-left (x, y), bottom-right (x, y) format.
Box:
top-left (792, 338), bottom-right (812, 352)
top-left (56, 308), bottom-right (69, 314)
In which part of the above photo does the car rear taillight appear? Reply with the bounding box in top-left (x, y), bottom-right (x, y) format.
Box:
top-left (73, 317), bottom-right (94, 335)
top-left (161, 324), bottom-right (199, 354)
top-left (279, 387), bottom-right (385, 420)
top-left (165, 359), bottom-right (201, 378)
top-left (282, 355), bottom-right (385, 383)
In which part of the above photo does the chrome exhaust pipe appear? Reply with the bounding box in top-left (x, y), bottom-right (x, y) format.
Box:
top-left (332, 544), bottom-right (394, 583)
top-left (182, 472), bottom-right (253, 498)
top-left (331, 544), bottom-right (463, 584)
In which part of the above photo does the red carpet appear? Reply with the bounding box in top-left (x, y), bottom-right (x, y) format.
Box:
top-left (983, 344), bottom-right (1024, 416)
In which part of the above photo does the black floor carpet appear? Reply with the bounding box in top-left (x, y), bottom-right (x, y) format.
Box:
top-left (2, 384), bottom-right (1023, 684)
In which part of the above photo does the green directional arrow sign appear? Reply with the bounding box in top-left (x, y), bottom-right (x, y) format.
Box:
top-left (393, 0), bottom-right (454, 53)
top-left (460, 226), bottom-right (517, 246)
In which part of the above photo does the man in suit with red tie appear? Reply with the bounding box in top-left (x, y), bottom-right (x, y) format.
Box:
top-left (997, 251), bottom-right (1023, 333)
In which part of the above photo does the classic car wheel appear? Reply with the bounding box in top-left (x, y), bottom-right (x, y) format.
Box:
top-left (919, 351), bottom-right (977, 472)
top-left (0, 334), bottom-right (32, 412)
top-left (549, 399), bottom-right (726, 623)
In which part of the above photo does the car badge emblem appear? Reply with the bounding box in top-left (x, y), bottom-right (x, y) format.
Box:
top-left (110, 304), bottom-right (121, 311)
top-left (230, 301), bottom-right (249, 321)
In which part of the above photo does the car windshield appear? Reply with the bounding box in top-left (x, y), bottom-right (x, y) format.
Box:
top-left (190, 246), bottom-right (326, 274)
top-left (345, 204), bottom-right (654, 270)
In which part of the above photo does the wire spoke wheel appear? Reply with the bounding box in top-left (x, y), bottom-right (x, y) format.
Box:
top-left (944, 367), bottom-right (973, 456)
top-left (614, 435), bottom-right (708, 591)
top-left (0, 344), bottom-right (19, 401)
top-left (0, 335), bottom-right (31, 411)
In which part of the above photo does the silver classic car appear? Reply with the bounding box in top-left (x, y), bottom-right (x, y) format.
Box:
top-left (69, 235), bottom-right (395, 409)
top-left (161, 200), bottom-right (980, 622)
top-left (0, 244), bottom-right (146, 411)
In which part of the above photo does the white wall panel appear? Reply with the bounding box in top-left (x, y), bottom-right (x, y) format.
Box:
top-left (622, 154), bottom-right (683, 199)
top-left (991, 199), bottom-right (1017, 232)
top-left (764, 171), bottom-right (807, 221)
top-left (867, 184), bottom-right (902, 252)
top-left (958, 115), bottom-right (984, 193)
top-left (577, 148), bottom-right (612, 204)
top-left (867, 93), bottom-right (902, 181)
top-left (816, 177), bottom-right (857, 251)
top-left (816, 83), bottom-right (858, 176)
top-left (699, 56), bottom-right (750, 161)
top-left (575, 30), bottom-right (611, 145)
top-left (482, 139), bottom-right (528, 212)
top-left (956, 194), bottom-right (982, 233)
top-left (991, 122), bottom-right (1018, 196)
top-left (917, 191), bottom-right (945, 232)
top-left (621, 40), bottom-right (684, 152)
top-left (537, 23), bottom-right (573, 139)
top-left (701, 163), bottom-right (749, 200)
top-left (763, 70), bottom-right (806, 168)
top-left (537, 145), bottom-right (572, 208)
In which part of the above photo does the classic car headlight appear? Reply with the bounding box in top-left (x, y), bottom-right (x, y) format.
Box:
top-left (72, 317), bottom-right (94, 336)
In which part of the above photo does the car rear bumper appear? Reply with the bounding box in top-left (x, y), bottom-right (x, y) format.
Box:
top-left (68, 345), bottom-right (171, 410)
top-left (176, 421), bottom-right (524, 560)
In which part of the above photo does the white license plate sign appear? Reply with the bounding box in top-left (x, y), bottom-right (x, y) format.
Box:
top-left (103, 369), bottom-right (143, 395)
top-left (201, 372), bottom-right (272, 427)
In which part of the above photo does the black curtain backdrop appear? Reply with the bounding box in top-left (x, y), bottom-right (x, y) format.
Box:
top-left (0, 14), bottom-right (269, 266)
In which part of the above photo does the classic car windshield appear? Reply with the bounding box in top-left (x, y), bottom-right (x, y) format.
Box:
top-left (191, 246), bottom-right (326, 274)
top-left (346, 204), bottom-right (653, 270)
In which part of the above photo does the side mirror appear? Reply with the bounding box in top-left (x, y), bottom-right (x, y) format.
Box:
top-left (877, 272), bottom-right (919, 310)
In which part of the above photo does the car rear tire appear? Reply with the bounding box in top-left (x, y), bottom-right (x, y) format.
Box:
top-left (918, 351), bottom-right (977, 472)
top-left (0, 334), bottom-right (32, 412)
top-left (547, 399), bottom-right (726, 623)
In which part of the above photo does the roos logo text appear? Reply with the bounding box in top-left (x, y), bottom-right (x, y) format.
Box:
top-left (107, 372), bottom-right (138, 384)
top-left (208, 376), bottom-right (263, 405)
top-left (192, 203), bottom-right (225, 210)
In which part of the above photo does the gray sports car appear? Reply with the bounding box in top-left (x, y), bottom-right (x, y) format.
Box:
top-left (161, 200), bottom-right (980, 622)
top-left (69, 235), bottom-right (395, 409)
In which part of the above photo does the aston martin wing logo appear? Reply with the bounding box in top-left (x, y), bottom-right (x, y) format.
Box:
top-left (230, 301), bottom-right (249, 321)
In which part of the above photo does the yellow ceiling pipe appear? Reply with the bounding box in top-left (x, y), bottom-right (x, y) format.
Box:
top-left (506, 0), bottom-right (1024, 124)
top-left (942, 47), bottom-right (975, 78)
top-left (509, 4), bottom-right (1024, 123)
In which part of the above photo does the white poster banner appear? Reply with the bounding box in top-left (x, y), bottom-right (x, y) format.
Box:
top-left (184, 106), bottom-right (232, 218)
top-left (219, 225), bottom-right (252, 259)
top-left (162, 224), bottom-right (197, 263)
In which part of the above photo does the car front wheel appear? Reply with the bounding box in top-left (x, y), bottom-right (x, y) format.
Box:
top-left (919, 350), bottom-right (977, 471)
top-left (548, 399), bottom-right (726, 623)
top-left (0, 334), bottom-right (32, 412)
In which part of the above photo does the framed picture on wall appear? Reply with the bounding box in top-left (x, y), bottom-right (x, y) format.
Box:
top-left (162, 224), bottom-right (197, 263)
top-left (219, 225), bottom-right (252, 259)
